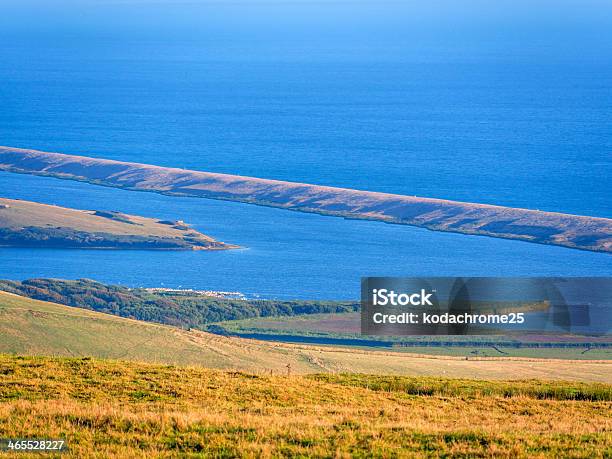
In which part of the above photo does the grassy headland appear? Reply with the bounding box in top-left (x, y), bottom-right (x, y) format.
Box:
top-left (0, 197), bottom-right (235, 250)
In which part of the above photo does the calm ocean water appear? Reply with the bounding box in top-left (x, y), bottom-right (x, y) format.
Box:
top-left (0, 1), bottom-right (610, 299)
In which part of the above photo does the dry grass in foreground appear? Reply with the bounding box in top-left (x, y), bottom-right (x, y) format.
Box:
top-left (0, 355), bottom-right (610, 458)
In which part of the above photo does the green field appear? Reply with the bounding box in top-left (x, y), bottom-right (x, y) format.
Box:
top-left (216, 313), bottom-right (612, 360)
top-left (0, 355), bottom-right (610, 457)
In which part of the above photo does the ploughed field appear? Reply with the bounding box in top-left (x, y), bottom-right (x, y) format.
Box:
top-left (0, 355), bottom-right (610, 457)
top-left (1, 146), bottom-right (611, 253)
top-left (0, 197), bottom-right (234, 250)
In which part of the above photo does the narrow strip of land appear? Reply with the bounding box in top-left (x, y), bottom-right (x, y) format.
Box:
top-left (1, 146), bottom-right (610, 252)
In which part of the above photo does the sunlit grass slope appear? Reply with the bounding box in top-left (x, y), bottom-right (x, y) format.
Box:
top-left (1, 291), bottom-right (611, 382)
top-left (0, 355), bottom-right (610, 458)
top-left (0, 197), bottom-right (233, 250)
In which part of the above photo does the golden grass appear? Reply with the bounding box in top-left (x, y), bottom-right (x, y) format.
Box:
top-left (0, 355), bottom-right (610, 458)
top-left (0, 197), bottom-right (208, 238)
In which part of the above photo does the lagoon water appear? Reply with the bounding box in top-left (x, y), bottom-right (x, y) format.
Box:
top-left (0, 1), bottom-right (611, 298)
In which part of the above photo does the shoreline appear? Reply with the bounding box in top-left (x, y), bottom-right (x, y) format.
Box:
top-left (1, 146), bottom-right (610, 253)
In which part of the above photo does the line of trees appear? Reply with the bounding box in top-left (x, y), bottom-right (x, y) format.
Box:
top-left (0, 278), bottom-right (358, 329)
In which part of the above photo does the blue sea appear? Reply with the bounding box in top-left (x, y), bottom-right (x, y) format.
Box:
top-left (0, 0), bottom-right (610, 299)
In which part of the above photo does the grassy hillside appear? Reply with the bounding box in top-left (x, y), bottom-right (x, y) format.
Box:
top-left (0, 197), bottom-right (234, 250)
top-left (3, 278), bottom-right (608, 362)
top-left (0, 355), bottom-right (610, 457)
top-left (0, 289), bottom-right (331, 373)
top-left (1, 291), bottom-right (611, 382)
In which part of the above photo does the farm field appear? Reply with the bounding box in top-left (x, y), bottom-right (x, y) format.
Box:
top-left (0, 355), bottom-right (610, 457)
top-left (215, 313), bottom-right (612, 360)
